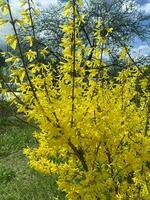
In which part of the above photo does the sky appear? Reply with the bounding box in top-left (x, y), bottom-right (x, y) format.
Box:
top-left (131, 0), bottom-right (150, 57)
top-left (0, 0), bottom-right (150, 57)
top-left (138, 0), bottom-right (150, 13)
top-left (9, 0), bottom-right (58, 10)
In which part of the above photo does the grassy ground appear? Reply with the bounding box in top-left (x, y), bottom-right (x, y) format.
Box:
top-left (0, 118), bottom-right (66, 200)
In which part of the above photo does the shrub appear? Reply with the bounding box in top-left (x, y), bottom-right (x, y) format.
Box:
top-left (0, 0), bottom-right (149, 199)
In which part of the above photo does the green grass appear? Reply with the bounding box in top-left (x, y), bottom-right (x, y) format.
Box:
top-left (0, 119), bottom-right (66, 200)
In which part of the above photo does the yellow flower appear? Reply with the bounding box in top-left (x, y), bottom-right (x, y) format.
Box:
top-left (25, 36), bottom-right (33, 47)
top-left (26, 50), bottom-right (37, 61)
top-left (39, 47), bottom-right (49, 58)
top-left (5, 34), bottom-right (17, 50)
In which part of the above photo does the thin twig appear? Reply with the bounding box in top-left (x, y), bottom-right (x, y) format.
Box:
top-left (71, 0), bottom-right (76, 126)
top-left (6, 0), bottom-right (39, 103)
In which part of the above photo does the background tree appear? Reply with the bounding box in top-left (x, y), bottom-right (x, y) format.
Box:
top-left (32, 0), bottom-right (150, 76)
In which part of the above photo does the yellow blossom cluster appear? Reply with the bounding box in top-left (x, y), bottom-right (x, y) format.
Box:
top-left (0, 0), bottom-right (150, 199)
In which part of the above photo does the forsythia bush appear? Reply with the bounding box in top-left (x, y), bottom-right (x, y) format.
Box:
top-left (1, 0), bottom-right (150, 199)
